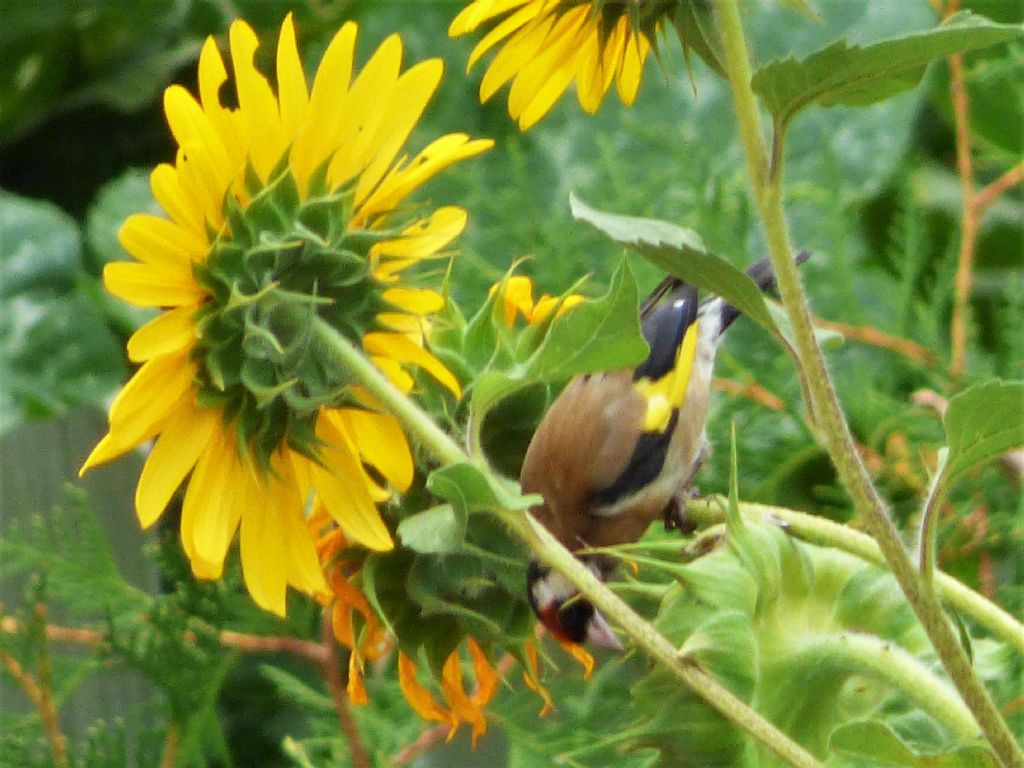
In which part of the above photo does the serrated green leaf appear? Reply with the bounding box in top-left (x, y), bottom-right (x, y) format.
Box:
top-left (942, 379), bottom-right (1024, 482)
top-left (752, 11), bottom-right (1024, 128)
top-left (828, 720), bottom-right (999, 767)
top-left (526, 256), bottom-right (646, 379)
top-left (468, 256), bottom-right (647, 425)
top-left (397, 504), bottom-right (466, 554)
top-left (570, 193), bottom-right (776, 331)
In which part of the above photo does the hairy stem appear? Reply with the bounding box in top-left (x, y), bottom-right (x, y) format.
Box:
top-left (684, 499), bottom-right (1024, 659)
top-left (714, 2), bottom-right (1022, 765)
top-left (316, 316), bottom-right (822, 767)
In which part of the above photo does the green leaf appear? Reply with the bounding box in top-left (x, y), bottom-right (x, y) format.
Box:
top-left (942, 379), bottom-right (1024, 483)
top-left (396, 504), bottom-right (466, 554)
top-left (828, 720), bottom-right (999, 767)
top-left (570, 193), bottom-right (776, 331)
top-left (752, 11), bottom-right (1024, 128)
top-left (426, 462), bottom-right (537, 517)
top-left (677, 611), bottom-right (759, 700)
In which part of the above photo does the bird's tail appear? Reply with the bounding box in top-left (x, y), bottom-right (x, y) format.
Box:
top-left (715, 250), bottom-right (811, 334)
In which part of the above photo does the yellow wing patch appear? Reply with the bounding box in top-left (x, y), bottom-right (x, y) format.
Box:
top-left (633, 319), bottom-right (700, 433)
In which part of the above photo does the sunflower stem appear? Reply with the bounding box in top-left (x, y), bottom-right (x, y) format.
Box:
top-left (311, 317), bottom-right (465, 467)
top-left (314, 316), bottom-right (821, 767)
top-left (714, 2), bottom-right (1021, 764)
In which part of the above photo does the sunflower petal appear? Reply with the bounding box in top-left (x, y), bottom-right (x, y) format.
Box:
top-left (126, 306), bottom-right (196, 362)
top-left (363, 332), bottom-right (461, 398)
top-left (336, 408), bottom-right (414, 491)
top-left (135, 399), bottom-right (216, 528)
top-left (310, 415), bottom-right (393, 551)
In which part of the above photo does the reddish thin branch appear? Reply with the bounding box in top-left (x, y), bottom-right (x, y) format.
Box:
top-left (713, 377), bottom-right (784, 410)
top-left (0, 645), bottom-right (68, 767)
top-left (392, 724), bottom-right (450, 766)
top-left (974, 161), bottom-right (1024, 217)
top-left (320, 615), bottom-right (371, 768)
top-left (812, 318), bottom-right (937, 366)
top-left (218, 630), bottom-right (328, 664)
top-left (158, 723), bottom-right (180, 768)
top-left (1, 616), bottom-right (328, 665)
top-left (948, 49), bottom-right (977, 379)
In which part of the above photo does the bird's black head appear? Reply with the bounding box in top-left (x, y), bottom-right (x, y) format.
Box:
top-left (526, 560), bottom-right (623, 649)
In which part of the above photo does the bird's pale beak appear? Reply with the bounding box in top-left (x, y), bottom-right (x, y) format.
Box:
top-left (586, 609), bottom-right (624, 651)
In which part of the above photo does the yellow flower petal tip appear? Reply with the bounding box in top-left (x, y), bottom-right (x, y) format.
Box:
top-left (451, 1), bottom-right (656, 129)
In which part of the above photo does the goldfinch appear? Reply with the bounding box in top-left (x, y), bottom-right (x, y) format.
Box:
top-left (521, 254), bottom-right (809, 648)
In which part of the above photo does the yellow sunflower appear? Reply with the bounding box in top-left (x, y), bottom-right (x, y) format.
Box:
top-left (450, 0), bottom-right (662, 129)
top-left (80, 15), bottom-right (492, 616)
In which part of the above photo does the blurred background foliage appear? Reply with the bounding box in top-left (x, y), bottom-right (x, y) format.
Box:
top-left (1, 0), bottom-right (1022, 766)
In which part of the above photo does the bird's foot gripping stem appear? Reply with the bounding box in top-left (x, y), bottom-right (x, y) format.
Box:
top-left (663, 487), bottom-right (700, 534)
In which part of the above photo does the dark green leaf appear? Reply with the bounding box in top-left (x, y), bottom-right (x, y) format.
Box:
top-left (0, 192), bottom-right (126, 433)
top-left (570, 193), bottom-right (776, 331)
top-left (752, 11), bottom-right (1024, 127)
top-left (397, 504), bottom-right (466, 554)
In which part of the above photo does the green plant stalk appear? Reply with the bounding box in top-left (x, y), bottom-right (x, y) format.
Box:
top-left (714, 2), bottom-right (1022, 765)
top-left (684, 499), bottom-right (1024, 659)
top-left (790, 632), bottom-right (978, 740)
top-left (313, 319), bottom-right (822, 768)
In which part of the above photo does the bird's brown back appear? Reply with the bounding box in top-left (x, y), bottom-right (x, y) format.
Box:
top-left (520, 371), bottom-right (648, 551)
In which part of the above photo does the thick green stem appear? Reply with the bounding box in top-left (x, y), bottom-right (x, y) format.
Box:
top-left (685, 499), bottom-right (1024, 659)
top-left (315, 318), bottom-right (821, 767)
top-left (714, 3), bottom-right (1022, 765)
top-left (509, 513), bottom-right (822, 768)
top-left (791, 632), bottom-right (978, 740)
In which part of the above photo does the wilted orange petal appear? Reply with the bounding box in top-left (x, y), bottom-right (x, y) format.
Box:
top-left (348, 653), bottom-right (369, 706)
top-left (558, 638), bottom-right (595, 680)
top-left (522, 641), bottom-right (553, 717)
top-left (468, 638), bottom-right (499, 707)
top-left (398, 653), bottom-right (452, 724)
